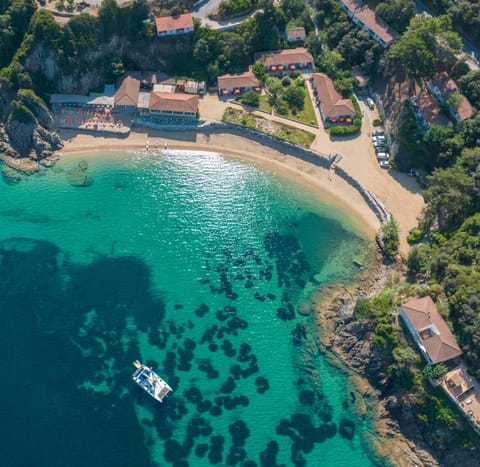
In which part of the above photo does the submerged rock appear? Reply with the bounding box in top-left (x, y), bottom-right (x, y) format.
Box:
top-left (67, 160), bottom-right (93, 187)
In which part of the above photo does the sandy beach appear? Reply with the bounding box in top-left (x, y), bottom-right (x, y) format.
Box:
top-left (58, 124), bottom-right (424, 255)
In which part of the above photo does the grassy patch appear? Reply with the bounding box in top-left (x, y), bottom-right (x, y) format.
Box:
top-left (258, 95), bottom-right (272, 113)
top-left (222, 107), bottom-right (315, 148)
top-left (282, 89), bottom-right (317, 127)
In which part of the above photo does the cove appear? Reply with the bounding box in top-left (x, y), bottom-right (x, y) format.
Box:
top-left (0, 150), bottom-right (381, 467)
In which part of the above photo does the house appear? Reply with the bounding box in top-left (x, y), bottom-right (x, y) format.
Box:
top-left (114, 74), bottom-right (140, 111)
top-left (427, 72), bottom-right (474, 122)
top-left (148, 93), bottom-right (199, 119)
top-left (351, 65), bottom-right (368, 88)
top-left (284, 27), bottom-right (306, 43)
top-left (311, 73), bottom-right (355, 124)
top-left (409, 93), bottom-right (445, 131)
top-left (217, 71), bottom-right (260, 97)
top-left (337, 0), bottom-right (397, 47)
top-left (254, 47), bottom-right (313, 74)
top-left (399, 296), bottom-right (462, 365)
top-left (155, 13), bottom-right (194, 37)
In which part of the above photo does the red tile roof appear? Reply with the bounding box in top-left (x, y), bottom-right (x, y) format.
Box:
top-left (431, 72), bottom-right (474, 120)
top-left (114, 75), bottom-right (140, 107)
top-left (285, 27), bottom-right (306, 41)
top-left (340, 0), bottom-right (397, 45)
top-left (401, 296), bottom-right (462, 364)
top-left (218, 72), bottom-right (259, 90)
top-left (255, 47), bottom-right (313, 68)
top-left (312, 73), bottom-right (355, 118)
top-left (155, 13), bottom-right (194, 34)
top-left (149, 92), bottom-right (199, 113)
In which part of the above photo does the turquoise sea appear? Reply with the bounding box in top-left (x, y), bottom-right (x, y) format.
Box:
top-left (0, 150), bottom-right (382, 467)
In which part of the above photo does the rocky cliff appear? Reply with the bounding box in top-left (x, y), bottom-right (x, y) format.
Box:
top-left (0, 80), bottom-right (63, 175)
top-left (315, 258), bottom-right (480, 467)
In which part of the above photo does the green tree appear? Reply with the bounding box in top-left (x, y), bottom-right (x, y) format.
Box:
top-left (381, 218), bottom-right (400, 261)
top-left (423, 363), bottom-right (448, 380)
top-left (387, 15), bottom-right (462, 84)
top-left (98, 0), bottom-right (120, 39)
top-left (375, 0), bottom-right (415, 33)
top-left (242, 90), bottom-right (260, 107)
top-left (282, 85), bottom-right (305, 111)
top-left (252, 60), bottom-right (266, 79)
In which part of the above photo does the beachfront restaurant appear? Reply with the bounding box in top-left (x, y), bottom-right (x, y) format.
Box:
top-left (217, 72), bottom-right (261, 97)
top-left (254, 47), bottom-right (314, 74)
top-left (148, 92), bottom-right (199, 120)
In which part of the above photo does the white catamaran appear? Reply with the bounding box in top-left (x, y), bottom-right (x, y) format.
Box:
top-left (132, 360), bottom-right (172, 403)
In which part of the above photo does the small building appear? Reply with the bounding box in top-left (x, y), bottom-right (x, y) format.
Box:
top-left (217, 71), bottom-right (260, 97)
top-left (284, 27), bottom-right (306, 43)
top-left (155, 13), bottom-right (194, 37)
top-left (114, 74), bottom-right (140, 111)
top-left (311, 73), bottom-right (355, 124)
top-left (337, 0), bottom-right (397, 47)
top-left (399, 296), bottom-right (463, 365)
top-left (427, 72), bottom-right (474, 122)
top-left (351, 65), bottom-right (368, 88)
top-left (148, 92), bottom-right (199, 119)
top-left (254, 47), bottom-right (313, 74)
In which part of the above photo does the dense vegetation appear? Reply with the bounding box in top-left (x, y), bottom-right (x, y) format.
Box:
top-left (218, 0), bottom-right (257, 19)
top-left (427, 0), bottom-right (480, 46)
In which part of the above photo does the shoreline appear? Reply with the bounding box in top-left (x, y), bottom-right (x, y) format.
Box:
top-left (58, 128), bottom-right (380, 240)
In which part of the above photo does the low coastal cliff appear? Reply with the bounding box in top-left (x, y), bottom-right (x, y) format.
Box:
top-left (0, 81), bottom-right (63, 174)
top-left (314, 255), bottom-right (480, 467)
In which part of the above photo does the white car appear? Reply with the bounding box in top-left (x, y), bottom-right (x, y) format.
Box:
top-left (372, 135), bottom-right (385, 143)
top-left (377, 152), bottom-right (390, 160)
top-left (379, 161), bottom-right (390, 169)
top-left (366, 98), bottom-right (375, 109)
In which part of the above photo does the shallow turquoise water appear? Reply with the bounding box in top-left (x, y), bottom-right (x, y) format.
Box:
top-left (0, 150), bottom-right (380, 467)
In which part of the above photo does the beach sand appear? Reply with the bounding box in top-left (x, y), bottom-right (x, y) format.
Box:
top-left (58, 125), bottom-right (424, 255)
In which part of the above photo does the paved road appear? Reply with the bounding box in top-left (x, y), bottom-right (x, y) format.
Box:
top-left (192, 0), bottom-right (257, 30)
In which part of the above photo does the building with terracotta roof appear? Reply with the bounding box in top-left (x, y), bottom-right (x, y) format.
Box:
top-left (351, 65), bottom-right (368, 88)
top-left (114, 74), bottom-right (140, 110)
top-left (284, 27), bottom-right (306, 43)
top-left (155, 13), bottom-right (194, 37)
top-left (217, 71), bottom-right (260, 97)
top-left (337, 0), bottom-right (397, 47)
top-left (148, 93), bottom-right (199, 119)
top-left (399, 296), bottom-right (463, 365)
top-left (311, 73), bottom-right (355, 124)
top-left (428, 72), bottom-right (474, 122)
top-left (254, 47), bottom-right (313, 74)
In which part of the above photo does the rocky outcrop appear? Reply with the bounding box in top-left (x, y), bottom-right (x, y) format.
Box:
top-left (0, 81), bottom-right (63, 173)
top-left (316, 257), bottom-right (480, 466)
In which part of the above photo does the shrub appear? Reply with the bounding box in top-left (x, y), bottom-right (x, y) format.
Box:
top-left (329, 125), bottom-right (360, 136)
top-left (281, 76), bottom-right (291, 87)
top-left (241, 90), bottom-right (260, 107)
top-left (382, 218), bottom-right (400, 262)
top-left (354, 297), bottom-right (372, 318)
top-left (296, 77), bottom-right (305, 87)
top-left (407, 227), bottom-right (424, 244)
top-left (9, 101), bottom-right (35, 123)
top-left (372, 118), bottom-right (383, 126)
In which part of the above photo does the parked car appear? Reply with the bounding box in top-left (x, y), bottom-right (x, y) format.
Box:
top-left (375, 145), bottom-right (387, 153)
top-left (373, 129), bottom-right (384, 136)
top-left (376, 152), bottom-right (390, 160)
top-left (366, 98), bottom-right (375, 109)
top-left (379, 161), bottom-right (390, 169)
top-left (407, 168), bottom-right (416, 177)
top-left (372, 135), bottom-right (385, 143)
top-left (373, 141), bottom-right (386, 149)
